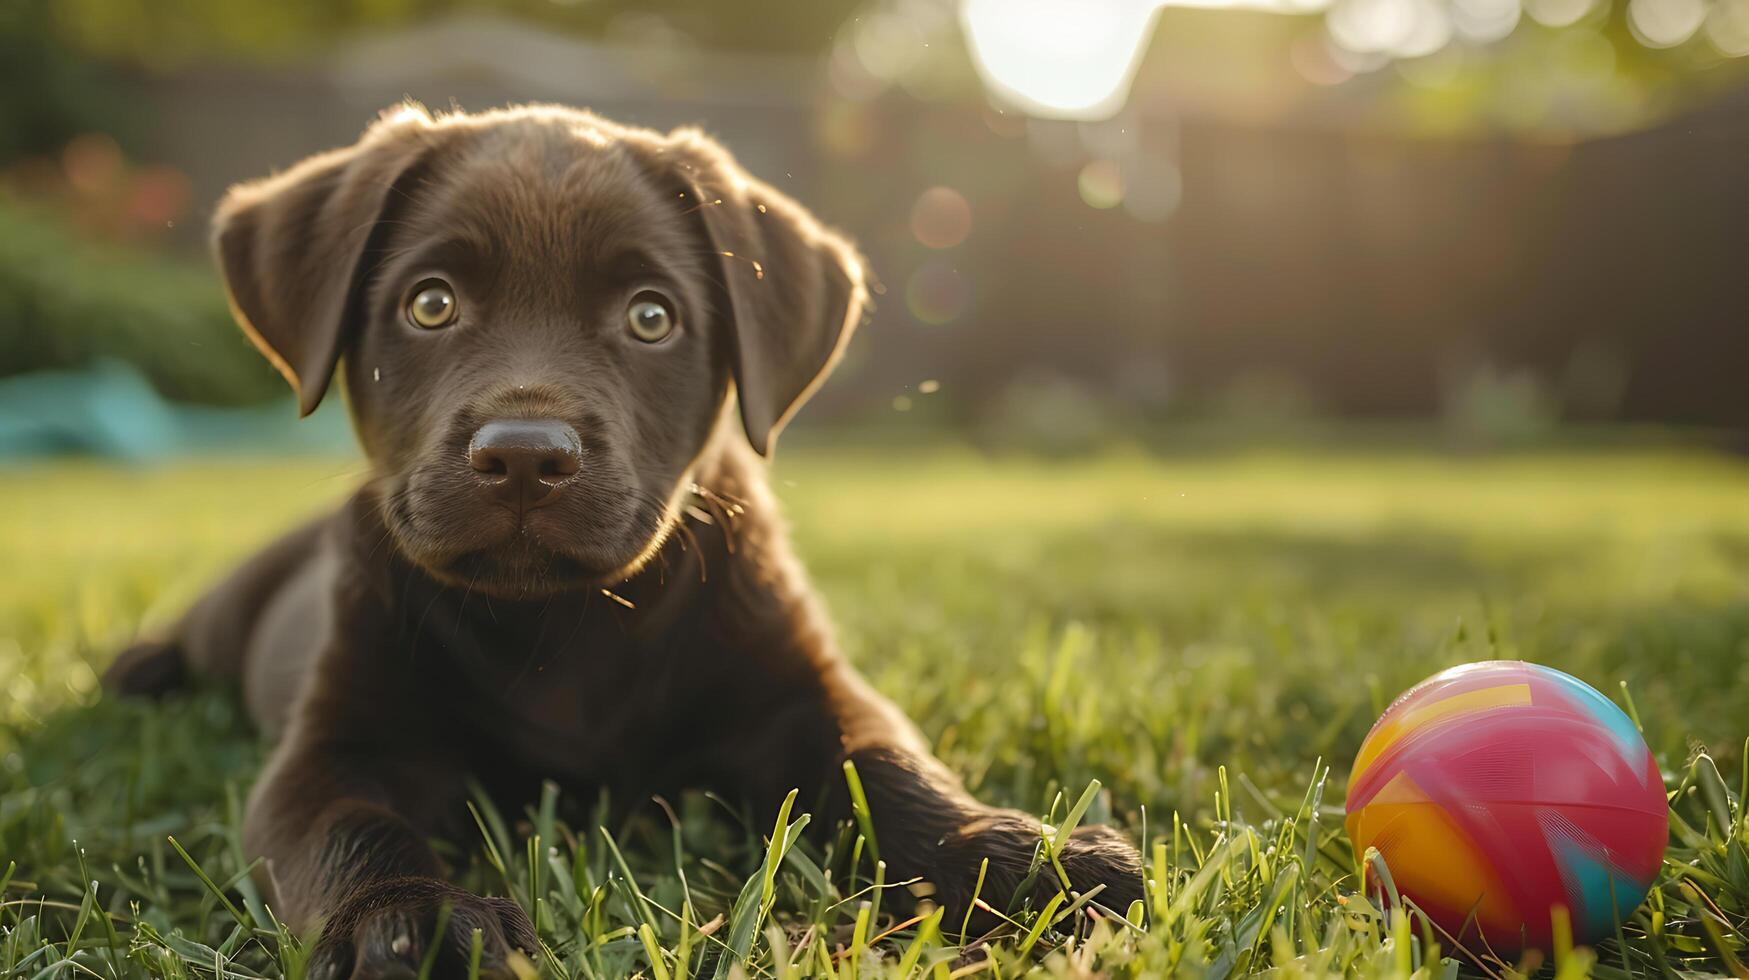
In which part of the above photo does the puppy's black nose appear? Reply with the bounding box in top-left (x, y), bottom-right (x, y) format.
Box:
top-left (468, 419), bottom-right (582, 511)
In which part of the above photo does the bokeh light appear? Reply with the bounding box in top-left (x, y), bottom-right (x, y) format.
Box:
top-left (1324, 0), bottom-right (1457, 55)
top-left (1706, 0), bottom-right (1749, 55)
top-left (828, 34), bottom-right (887, 100)
top-left (1327, 0), bottom-right (1418, 53)
top-left (852, 6), bottom-right (929, 83)
top-left (1121, 154), bottom-right (1183, 221)
top-left (961, 0), bottom-right (1163, 120)
top-left (1525, 0), bottom-right (1597, 28)
top-left (126, 167), bottom-right (192, 226)
top-left (62, 133), bottom-right (124, 195)
top-left (1395, 0), bottom-right (1455, 55)
top-left (1077, 159), bottom-right (1126, 209)
top-left (910, 186), bottom-right (973, 248)
top-left (1629, 0), bottom-right (1707, 46)
top-left (906, 260), bottom-right (970, 324)
top-left (1451, 0), bottom-right (1521, 42)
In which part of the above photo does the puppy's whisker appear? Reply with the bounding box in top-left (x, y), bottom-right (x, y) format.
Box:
top-left (676, 195), bottom-right (727, 216)
top-left (692, 482), bottom-right (750, 514)
top-left (695, 494), bottom-right (734, 552)
top-left (631, 488), bottom-right (702, 584)
top-left (681, 527), bottom-right (706, 582)
top-left (688, 484), bottom-right (744, 553)
top-left (716, 250), bottom-right (765, 280)
top-left (455, 567), bottom-right (482, 632)
top-left (664, 511), bottom-right (707, 584)
top-left (364, 482), bottom-right (414, 565)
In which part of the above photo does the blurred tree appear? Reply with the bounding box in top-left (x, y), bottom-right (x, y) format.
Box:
top-left (0, 0), bottom-right (129, 163)
top-left (0, 201), bottom-right (276, 403)
top-left (45, 0), bottom-right (864, 69)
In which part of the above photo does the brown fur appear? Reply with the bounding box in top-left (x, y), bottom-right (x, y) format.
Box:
top-left (105, 104), bottom-right (1141, 980)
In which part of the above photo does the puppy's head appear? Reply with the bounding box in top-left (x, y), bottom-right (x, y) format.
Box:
top-left (213, 104), bottom-right (865, 596)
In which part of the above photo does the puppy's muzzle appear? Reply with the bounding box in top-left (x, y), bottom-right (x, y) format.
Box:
top-left (467, 419), bottom-right (582, 513)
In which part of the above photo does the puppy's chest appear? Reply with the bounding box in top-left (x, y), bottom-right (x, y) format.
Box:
top-left (411, 609), bottom-right (716, 782)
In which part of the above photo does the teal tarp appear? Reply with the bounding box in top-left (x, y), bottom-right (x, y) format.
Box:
top-left (0, 361), bottom-right (354, 459)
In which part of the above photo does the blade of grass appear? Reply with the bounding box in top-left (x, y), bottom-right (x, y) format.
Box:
top-left (1013, 891), bottom-right (1065, 961)
top-left (166, 835), bottom-right (252, 930)
top-left (712, 790), bottom-right (807, 980)
top-left (638, 922), bottom-right (673, 980)
top-left (842, 760), bottom-right (881, 867)
top-left (896, 907), bottom-right (944, 976)
top-left (416, 902), bottom-right (452, 980)
top-left (598, 826), bottom-right (657, 933)
top-left (959, 857), bottom-right (989, 945)
top-left (1046, 779), bottom-right (1101, 892)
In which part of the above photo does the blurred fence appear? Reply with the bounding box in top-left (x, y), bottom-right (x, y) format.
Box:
top-left (2, 7), bottom-right (1746, 449)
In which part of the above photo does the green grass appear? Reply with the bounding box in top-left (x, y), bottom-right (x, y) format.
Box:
top-left (2, 446), bottom-right (1747, 978)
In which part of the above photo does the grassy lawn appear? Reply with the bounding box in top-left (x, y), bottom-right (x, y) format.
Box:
top-left (2, 446), bottom-right (1747, 977)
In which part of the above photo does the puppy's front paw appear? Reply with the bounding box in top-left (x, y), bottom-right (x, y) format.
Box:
top-left (932, 810), bottom-right (1143, 925)
top-left (308, 876), bottom-right (536, 980)
top-left (1055, 823), bottom-right (1145, 913)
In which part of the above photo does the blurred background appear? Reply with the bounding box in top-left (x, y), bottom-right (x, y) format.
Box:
top-left (2, 0), bottom-right (1745, 456)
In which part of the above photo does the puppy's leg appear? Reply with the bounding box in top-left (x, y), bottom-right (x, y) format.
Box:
top-left (840, 747), bottom-right (1142, 925)
top-left (247, 635), bottom-right (535, 979)
top-left (247, 734), bottom-right (535, 980)
top-left (105, 515), bottom-right (329, 697)
top-left (745, 662), bottom-right (1144, 927)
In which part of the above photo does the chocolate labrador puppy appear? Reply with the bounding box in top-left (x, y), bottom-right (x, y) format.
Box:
top-left (106, 104), bottom-right (1141, 978)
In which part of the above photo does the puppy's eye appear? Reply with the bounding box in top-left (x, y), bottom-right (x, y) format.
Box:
top-left (406, 280), bottom-right (457, 329)
top-left (626, 291), bottom-right (676, 343)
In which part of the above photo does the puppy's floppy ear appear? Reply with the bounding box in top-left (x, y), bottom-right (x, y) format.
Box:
top-left (665, 129), bottom-right (868, 456)
top-left (211, 106), bottom-right (439, 415)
